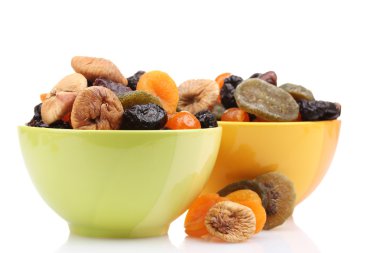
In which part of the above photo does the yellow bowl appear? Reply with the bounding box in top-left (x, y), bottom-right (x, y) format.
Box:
top-left (202, 120), bottom-right (340, 204)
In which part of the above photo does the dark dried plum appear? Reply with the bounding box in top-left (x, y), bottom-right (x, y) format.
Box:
top-left (195, 110), bottom-right (218, 128)
top-left (220, 75), bottom-right (243, 109)
top-left (248, 113), bottom-right (257, 121)
top-left (27, 103), bottom-right (48, 127)
top-left (127, 71), bottom-right (145, 90)
top-left (121, 103), bottom-right (167, 130)
top-left (48, 120), bottom-right (72, 129)
top-left (93, 78), bottom-right (132, 96)
top-left (249, 73), bottom-right (261, 79)
top-left (224, 75), bottom-right (243, 88)
top-left (298, 100), bottom-right (341, 121)
top-left (259, 71), bottom-right (277, 86)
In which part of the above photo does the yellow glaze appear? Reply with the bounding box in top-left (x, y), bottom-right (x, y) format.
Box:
top-left (203, 120), bottom-right (340, 204)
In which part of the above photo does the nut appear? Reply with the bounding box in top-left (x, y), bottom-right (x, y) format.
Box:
top-left (71, 56), bottom-right (128, 86)
top-left (71, 86), bottom-right (124, 130)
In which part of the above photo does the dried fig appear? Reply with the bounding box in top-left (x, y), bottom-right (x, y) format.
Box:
top-left (71, 86), bottom-right (123, 130)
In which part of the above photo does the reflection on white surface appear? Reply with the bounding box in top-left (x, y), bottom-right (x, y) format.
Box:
top-left (56, 215), bottom-right (319, 253)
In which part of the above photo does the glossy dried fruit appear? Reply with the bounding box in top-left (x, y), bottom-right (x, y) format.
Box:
top-left (178, 79), bottom-right (219, 114)
top-left (254, 172), bottom-right (296, 230)
top-left (93, 78), bottom-right (132, 97)
top-left (136, 71), bottom-right (178, 114)
top-left (298, 100), bottom-right (341, 121)
top-left (118, 90), bottom-right (162, 110)
top-left (205, 201), bottom-right (256, 242)
top-left (165, 111), bottom-right (201, 130)
top-left (258, 71), bottom-right (277, 86)
top-left (221, 108), bottom-right (250, 122)
top-left (121, 103), bottom-right (167, 130)
top-left (185, 193), bottom-right (227, 237)
top-left (215, 72), bottom-right (232, 90)
top-left (235, 78), bottom-right (299, 121)
top-left (194, 110), bottom-right (218, 128)
top-left (279, 83), bottom-right (315, 101)
top-left (220, 75), bottom-right (243, 109)
top-left (71, 86), bottom-right (124, 130)
top-left (27, 103), bottom-right (49, 128)
top-left (127, 71), bottom-right (145, 90)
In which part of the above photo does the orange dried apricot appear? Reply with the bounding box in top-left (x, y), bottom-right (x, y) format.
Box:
top-left (165, 111), bottom-right (201, 130)
top-left (185, 193), bottom-right (227, 237)
top-left (221, 108), bottom-right (250, 122)
top-left (226, 189), bottom-right (267, 234)
top-left (136, 71), bottom-right (178, 114)
top-left (40, 93), bottom-right (49, 102)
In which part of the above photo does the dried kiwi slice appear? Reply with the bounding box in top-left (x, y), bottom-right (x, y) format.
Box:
top-left (234, 79), bottom-right (299, 121)
top-left (118, 90), bottom-right (162, 110)
top-left (279, 83), bottom-right (315, 101)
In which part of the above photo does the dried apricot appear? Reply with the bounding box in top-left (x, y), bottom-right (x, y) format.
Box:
top-left (165, 111), bottom-right (201, 130)
top-left (185, 193), bottom-right (227, 237)
top-left (215, 72), bottom-right (232, 90)
top-left (221, 108), bottom-right (249, 122)
top-left (136, 71), bottom-right (178, 114)
top-left (40, 93), bottom-right (49, 102)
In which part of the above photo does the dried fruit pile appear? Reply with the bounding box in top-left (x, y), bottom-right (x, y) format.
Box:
top-left (184, 172), bottom-right (296, 242)
top-left (26, 56), bottom-right (218, 130)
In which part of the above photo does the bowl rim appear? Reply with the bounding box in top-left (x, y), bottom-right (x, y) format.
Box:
top-left (217, 119), bottom-right (340, 126)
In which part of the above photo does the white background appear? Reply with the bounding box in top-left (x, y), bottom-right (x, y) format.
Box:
top-left (1, 0), bottom-right (379, 252)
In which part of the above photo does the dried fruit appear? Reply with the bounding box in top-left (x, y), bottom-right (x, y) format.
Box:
top-left (254, 172), bottom-right (296, 230)
top-left (279, 83), bottom-right (315, 101)
top-left (121, 103), bottom-right (167, 130)
top-left (127, 71), bottom-right (145, 90)
top-left (165, 111), bottom-right (201, 130)
top-left (211, 103), bottom-right (225, 120)
top-left (194, 110), bottom-right (218, 128)
top-left (71, 56), bottom-right (128, 85)
top-left (221, 108), bottom-right (250, 122)
top-left (41, 73), bottom-right (87, 124)
top-left (185, 193), bottom-right (227, 237)
top-left (178, 79), bottom-right (219, 114)
top-left (220, 75), bottom-right (243, 109)
top-left (226, 190), bottom-right (267, 234)
top-left (258, 71), bottom-right (277, 86)
top-left (249, 73), bottom-right (261, 78)
top-left (118, 90), bottom-right (162, 110)
top-left (298, 100), bottom-right (341, 121)
top-left (235, 78), bottom-right (299, 122)
top-left (71, 86), bottom-right (124, 130)
top-left (215, 72), bottom-right (232, 90)
top-left (27, 103), bottom-right (49, 128)
top-left (93, 78), bottom-right (132, 97)
top-left (205, 201), bottom-right (256, 242)
top-left (136, 71), bottom-right (178, 114)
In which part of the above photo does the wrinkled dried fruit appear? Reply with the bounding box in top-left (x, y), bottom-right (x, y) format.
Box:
top-left (121, 103), bottom-right (167, 130)
top-left (221, 108), bottom-right (250, 122)
top-left (27, 103), bottom-right (49, 128)
top-left (118, 90), bottom-right (162, 110)
top-left (165, 111), bottom-right (201, 130)
top-left (127, 71), bottom-right (145, 90)
top-left (211, 103), bottom-right (225, 120)
top-left (254, 172), bottom-right (296, 230)
top-left (194, 110), bottom-right (218, 128)
top-left (205, 201), bottom-right (256, 242)
top-left (259, 71), bottom-right (277, 86)
top-left (220, 75), bottom-right (243, 109)
top-left (71, 56), bottom-right (128, 85)
top-left (298, 100), bottom-right (341, 121)
top-left (93, 78), bottom-right (132, 97)
top-left (71, 86), bottom-right (124, 130)
top-left (215, 72), bottom-right (232, 90)
top-left (249, 73), bottom-right (261, 78)
top-left (279, 83), bottom-right (315, 101)
top-left (178, 79), bottom-right (219, 114)
top-left (235, 78), bottom-right (299, 121)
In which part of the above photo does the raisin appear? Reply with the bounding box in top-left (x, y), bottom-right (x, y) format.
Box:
top-left (195, 110), bottom-right (218, 128)
top-left (93, 78), bottom-right (132, 97)
top-left (48, 120), bottom-right (72, 129)
top-left (121, 103), bottom-right (167, 130)
top-left (220, 75), bottom-right (243, 109)
top-left (27, 103), bottom-right (49, 127)
top-left (127, 71), bottom-right (145, 91)
top-left (298, 100), bottom-right (341, 121)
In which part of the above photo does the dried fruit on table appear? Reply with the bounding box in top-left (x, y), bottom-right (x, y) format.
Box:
top-left (205, 201), bottom-right (256, 242)
top-left (253, 172), bottom-right (296, 230)
top-left (298, 100), bottom-right (341, 121)
top-left (185, 194), bottom-right (227, 237)
top-left (93, 78), bottom-right (132, 97)
top-left (121, 103), bottom-right (167, 130)
top-left (221, 108), bottom-right (250, 122)
top-left (71, 56), bottom-right (128, 85)
top-left (177, 79), bottom-right (219, 114)
top-left (127, 71), bottom-right (145, 90)
top-left (118, 90), bottom-right (162, 110)
top-left (165, 111), bottom-right (201, 130)
top-left (71, 86), bottom-right (124, 130)
top-left (235, 78), bottom-right (299, 121)
top-left (279, 83), bottom-right (315, 101)
top-left (220, 75), bottom-right (243, 109)
top-left (136, 70), bottom-right (178, 114)
top-left (195, 110), bottom-right (218, 128)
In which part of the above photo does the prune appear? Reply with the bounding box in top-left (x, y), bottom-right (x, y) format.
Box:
top-left (259, 71), bottom-right (277, 86)
top-left (93, 78), bottom-right (132, 97)
top-left (127, 71), bottom-right (145, 90)
top-left (121, 103), bottom-right (167, 130)
top-left (48, 120), bottom-right (72, 129)
top-left (223, 75), bottom-right (243, 88)
top-left (27, 103), bottom-right (49, 127)
top-left (298, 100), bottom-right (341, 121)
top-left (195, 110), bottom-right (218, 128)
top-left (220, 75), bottom-right (243, 109)
top-left (249, 73), bottom-right (261, 78)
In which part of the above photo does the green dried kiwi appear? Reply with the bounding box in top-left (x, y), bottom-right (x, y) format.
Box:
top-left (118, 90), bottom-right (162, 110)
top-left (253, 172), bottom-right (296, 230)
top-left (279, 83), bottom-right (315, 101)
top-left (234, 78), bottom-right (299, 121)
top-left (217, 179), bottom-right (269, 209)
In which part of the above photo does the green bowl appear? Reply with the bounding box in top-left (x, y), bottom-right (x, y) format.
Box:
top-left (18, 126), bottom-right (222, 238)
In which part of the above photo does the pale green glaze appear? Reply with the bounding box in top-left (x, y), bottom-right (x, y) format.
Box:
top-left (18, 126), bottom-right (222, 238)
